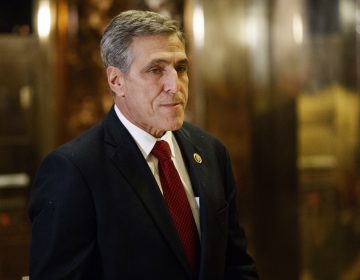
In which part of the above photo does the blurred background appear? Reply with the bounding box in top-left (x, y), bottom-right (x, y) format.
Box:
top-left (0, 0), bottom-right (360, 279)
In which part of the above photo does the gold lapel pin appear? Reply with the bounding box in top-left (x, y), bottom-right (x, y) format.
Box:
top-left (193, 153), bottom-right (202, 164)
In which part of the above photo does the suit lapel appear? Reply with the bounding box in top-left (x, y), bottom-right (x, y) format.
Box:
top-left (173, 129), bottom-right (209, 245)
top-left (173, 128), bottom-right (206, 201)
top-left (102, 108), bottom-right (191, 276)
top-left (174, 127), bottom-right (225, 279)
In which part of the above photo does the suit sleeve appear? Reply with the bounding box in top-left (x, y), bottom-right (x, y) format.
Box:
top-left (28, 151), bottom-right (99, 279)
top-left (222, 148), bottom-right (259, 280)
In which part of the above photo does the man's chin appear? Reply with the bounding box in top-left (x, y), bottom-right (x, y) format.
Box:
top-left (166, 119), bottom-right (184, 132)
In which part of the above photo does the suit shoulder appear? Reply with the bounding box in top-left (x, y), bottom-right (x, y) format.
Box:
top-left (50, 121), bottom-right (105, 165)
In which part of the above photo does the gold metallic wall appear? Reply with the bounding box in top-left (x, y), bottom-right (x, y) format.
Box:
top-left (188, 0), bottom-right (299, 278)
top-left (187, 0), bottom-right (360, 279)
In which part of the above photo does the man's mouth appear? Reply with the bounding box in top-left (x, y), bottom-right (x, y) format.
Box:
top-left (161, 101), bottom-right (183, 108)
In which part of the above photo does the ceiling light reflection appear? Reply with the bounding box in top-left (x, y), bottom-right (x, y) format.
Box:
top-left (293, 13), bottom-right (303, 45)
top-left (193, 3), bottom-right (204, 49)
top-left (37, 0), bottom-right (51, 39)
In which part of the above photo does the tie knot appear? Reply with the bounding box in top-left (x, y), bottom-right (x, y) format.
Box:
top-left (151, 140), bottom-right (171, 161)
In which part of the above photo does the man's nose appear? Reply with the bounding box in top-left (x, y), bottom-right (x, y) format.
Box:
top-left (162, 68), bottom-right (179, 94)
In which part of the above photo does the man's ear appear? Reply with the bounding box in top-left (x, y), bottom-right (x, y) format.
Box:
top-left (106, 66), bottom-right (125, 97)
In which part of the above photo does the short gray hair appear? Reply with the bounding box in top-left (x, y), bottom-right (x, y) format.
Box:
top-left (100, 10), bottom-right (185, 72)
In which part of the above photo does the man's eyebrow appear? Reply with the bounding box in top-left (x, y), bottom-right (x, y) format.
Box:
top-left (147, 58), bottom-right (189, 67)
top-left (176, 59), bottom-right (189, 65)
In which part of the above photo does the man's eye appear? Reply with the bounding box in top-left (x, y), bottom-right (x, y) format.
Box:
top-left (176, 65), bottom-right (188, 74)
top-left (148, 67), bottom-right (163, 74)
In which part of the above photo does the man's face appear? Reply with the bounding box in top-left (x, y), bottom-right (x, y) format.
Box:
top-left (111, 34), bottom-right (189, 138)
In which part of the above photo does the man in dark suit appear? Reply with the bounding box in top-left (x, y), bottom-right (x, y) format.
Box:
top-left (29, 10), bottom-right (258, 280)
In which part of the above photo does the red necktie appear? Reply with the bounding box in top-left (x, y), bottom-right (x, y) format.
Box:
top-left (151, 140), bottom-right (200, 275)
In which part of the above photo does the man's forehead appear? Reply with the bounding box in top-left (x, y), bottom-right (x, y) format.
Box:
top-left (146, 51), bottom-right (188, 63)
top-left (130, 35), bottom-right (187, 64)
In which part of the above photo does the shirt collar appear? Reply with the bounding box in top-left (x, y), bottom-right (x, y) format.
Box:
top-left (114, 104), bottom-right (176, 159)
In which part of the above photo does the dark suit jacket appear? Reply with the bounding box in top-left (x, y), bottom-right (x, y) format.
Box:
top-left (28, 106), bottom-right (258, 280)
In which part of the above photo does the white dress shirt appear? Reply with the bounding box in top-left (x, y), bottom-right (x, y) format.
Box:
top-left (114, 105), bottom-right (200, 233)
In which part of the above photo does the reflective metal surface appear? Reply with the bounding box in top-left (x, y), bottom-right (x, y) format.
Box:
top-left (187, 0), bottom-right (360, 279)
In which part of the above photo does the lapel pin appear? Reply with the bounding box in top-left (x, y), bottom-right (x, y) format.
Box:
top-left (193, 153), bottom-right (202, 164)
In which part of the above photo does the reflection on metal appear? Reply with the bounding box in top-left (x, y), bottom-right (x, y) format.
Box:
top-left (37, 0), bottom-right (51, 39)
top-left (145, 0), bottom-right (165, 9)
top-left (19, 86), bottom-right (33, 109)
top-left (340, 0), bottom-right (356, 30)
top-left (357, 2), bottom-right (360, 35)
top-left (187, 0), bottom-right (360, 279)
top-left (244, 7), bottom-right (261, 48)
top-left (244, 2), bottom-right (269, 87)
top-left (192, 1), bottom-right (204, 49)
top-left (0, 173), bottom-right (30, 189)
top-left (292, 13), bottom-right (303, 45)
top-left (298, 155), bottom-right (337, 170)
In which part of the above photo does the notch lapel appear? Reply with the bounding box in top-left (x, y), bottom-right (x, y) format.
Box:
top-left (103, 108), bottom-right (191, 277)
top-left (173, 128), bottom-right (209, 241)
top-left (174, 127), bottom-right (226, 279)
